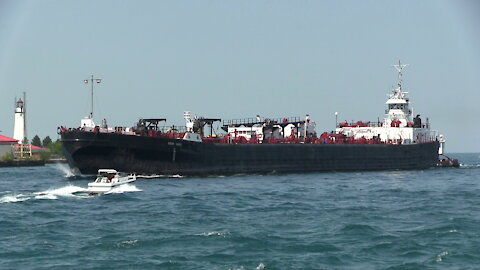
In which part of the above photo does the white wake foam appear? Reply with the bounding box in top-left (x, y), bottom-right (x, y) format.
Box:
top-left (53, 163), bottom-right (77, 177)
top-left (1, 183), bottom-right (141, 203)
top-left (0, 185), bottom-right (88, 203)
top-left (136, 174), bottom-right (164, 179)
top-left (0, 194), bottom-right (30, 203)
top-left (255, 263), bottom-right (266, 270)
top-left (436, 251), bottom-right (449, 262)
top-left (228, 263), bottom-right (265, 270)
top-left (228, 267), bottom-right (245, 270)
top-left (115, 239), bottom-right (138, 247)
top-left (34, 193), bottom-right (58, 200)
top-left (104, 183), bottom-right (142, 194)
top-left (34, 185), bottom-right (87, 199)
top-left (460, 164), bottom-right (480, 169)
top-left (196, 231), bottom-right (230, 237)
top-left (137, 174), bottom-right (184, 179)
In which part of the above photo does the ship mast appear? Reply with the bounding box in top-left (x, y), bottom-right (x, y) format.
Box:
top-left (392, 60), bottom-right (408, 94)
top-left (84, 75), bottom-right (102, 119)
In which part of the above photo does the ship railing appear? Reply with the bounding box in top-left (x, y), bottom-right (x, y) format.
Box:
top-left (66, 124), bottom-right (190, 136)
top-left (337, 121), bottom-right (383, 128)
top-left (72, 126), bottom-right (135, 135)
top-left (223, 118), bottom-right (259, 126)
top-left (158, 126), bottom-right (187, 133)
top-left (223, 116), bottom-right (301, 126)
top-left (430, 130), bottom-right (440, 142)
top-left (127, 125), bottom-right (188, 138)
top-left (337, 121), bottom-right (435, 129)
top-left (203, 133), bottom-right (388, 145)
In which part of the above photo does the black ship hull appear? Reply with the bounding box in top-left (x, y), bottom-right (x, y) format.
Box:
top-left (60, 130), bottom-right (440, 175)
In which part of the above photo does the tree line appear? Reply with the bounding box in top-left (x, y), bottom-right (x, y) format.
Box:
top-left (30, 135), bottom-right (63, 157)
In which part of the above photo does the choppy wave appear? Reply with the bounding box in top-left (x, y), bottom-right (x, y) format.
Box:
top-left (1, 154), bottom-right (479, 269)
top-left (228, 263), bottom-right (265, 270)
top-left (436, 251), bottom-right (449, 262)
top-left (196, 231), bottom-right (231, 237)
top-left (114, 239), bottom-right (138, 248)
top-left (255, 263), bottom-right (266, 270)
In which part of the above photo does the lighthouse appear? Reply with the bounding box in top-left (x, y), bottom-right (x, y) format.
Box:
top-left (13, 97), bottom-right (26, 143)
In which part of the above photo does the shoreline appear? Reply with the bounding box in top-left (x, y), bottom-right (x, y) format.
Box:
top-left (0, 158), bottom-right (67, 168)
top-left (0, 160), bottom-right (45, 167)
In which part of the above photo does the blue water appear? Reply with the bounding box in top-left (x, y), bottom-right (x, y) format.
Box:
top-left (1, 153), bottom-right (479, 270)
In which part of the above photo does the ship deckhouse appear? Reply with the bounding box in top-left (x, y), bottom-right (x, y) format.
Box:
top-left (384, 61), bottom-right (412, 128)
top-left (336, 61), bottom-right (441, 147)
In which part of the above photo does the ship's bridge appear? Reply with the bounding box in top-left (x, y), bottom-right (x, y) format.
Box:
top-left (383, 62), bottom-right (412, 127)
top-left (385, 95), bottom-right (411, 124)
top-left (335, 61), bottom-right (438, 145)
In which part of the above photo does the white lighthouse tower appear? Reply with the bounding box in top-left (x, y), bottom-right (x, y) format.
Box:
top-left (13, 96), bottom-right (26, 143)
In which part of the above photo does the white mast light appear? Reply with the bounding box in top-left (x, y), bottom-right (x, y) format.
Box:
top-left (84, 74), bottom-right (102, 120)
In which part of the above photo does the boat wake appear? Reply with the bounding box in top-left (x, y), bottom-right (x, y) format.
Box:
top-left (0, 185), bottom-right (88, 203)
top-left (459, 163), bottom-right (480, 169)
top-left (136, 174), bottom-right (163, 179)
top-left (1, 183), bottom-right (142, 203)
top-left (0, 193), bottom-right (30, 203)
top-left (34, 185), bottom-right (87, 199)
top-left (137, 174), bottom-right (184, 179)
top-left (104, 183), bottom-right (142, 194)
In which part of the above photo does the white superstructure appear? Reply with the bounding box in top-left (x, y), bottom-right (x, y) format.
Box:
top-left (335, 61), bottom-right (441, 146)
top-left (80, 116), bottom-right (96, 129)
top-left (182, 111), bottom-right (202, 142)
top-left (13, 98), bottom-right (26, 143)
top-left (224, 114), bottom-right (317, 143)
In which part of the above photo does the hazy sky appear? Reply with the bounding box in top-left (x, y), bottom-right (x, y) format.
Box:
top-left (1, 0), bottom-right (479, 152)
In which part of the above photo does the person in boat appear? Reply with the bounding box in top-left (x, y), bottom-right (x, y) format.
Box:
top-left (107, 173), bottom-right (115, 183)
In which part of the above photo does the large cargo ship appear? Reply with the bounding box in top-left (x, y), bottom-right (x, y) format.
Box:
top-left (60, 62), bottom-right (444, 175)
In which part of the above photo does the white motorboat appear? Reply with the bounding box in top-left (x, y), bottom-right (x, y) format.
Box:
top-left (87, 169), bottom-right (136, 194)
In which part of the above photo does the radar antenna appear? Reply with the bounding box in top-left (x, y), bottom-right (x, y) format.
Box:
top-left (392, 60), bottom-right (408, 91)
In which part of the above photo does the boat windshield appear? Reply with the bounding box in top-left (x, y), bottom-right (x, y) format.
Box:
top-left (98, 172), bottom-right (114, 177)
top-left (96, 172), bottom-right (116, 182)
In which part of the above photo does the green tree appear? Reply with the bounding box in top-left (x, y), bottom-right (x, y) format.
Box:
top-left (42, 136), bottom-right (53, 147)
top-left (47, 139), bottom-right (64, 157)
top-left (39, 151), bottom-right (51, 161)
top-left (31, 135), bottom-right (42, 147)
